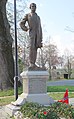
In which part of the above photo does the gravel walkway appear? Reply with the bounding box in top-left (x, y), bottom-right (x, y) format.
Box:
top-left (0, 106), bottom-right (11, 119)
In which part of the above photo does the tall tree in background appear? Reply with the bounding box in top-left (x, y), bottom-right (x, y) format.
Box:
top-left (0, 0), bottom-right (14, 90)
top-left (7, 0), bottom-right (29, 72)
top-left (44, 44), bottom-right (59, 67)
top-left (63, 50), bottom-right (73, 79)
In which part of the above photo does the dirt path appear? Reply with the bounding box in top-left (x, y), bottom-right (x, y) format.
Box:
top-left (0, 95), bottom-right (14, 99)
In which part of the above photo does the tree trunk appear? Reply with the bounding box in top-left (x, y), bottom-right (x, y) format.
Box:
top-left (0, 0), bottom-right (14, 90)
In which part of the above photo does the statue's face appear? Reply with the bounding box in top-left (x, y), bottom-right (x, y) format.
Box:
top-left (30, 4), bottom-right (36, 12)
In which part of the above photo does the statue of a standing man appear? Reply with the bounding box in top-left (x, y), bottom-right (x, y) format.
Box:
top-left (20, 3), bottom-right (42, 69)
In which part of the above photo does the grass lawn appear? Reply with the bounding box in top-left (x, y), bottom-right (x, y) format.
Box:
top-left (0, 86), bottom-right (74, 106)
top-left (47, 85), bottom-right (74, 92)
top-left (0, 86), bottom-right (23, 106)
top-left (0, 96), bottom-right (15, 106)
top-left (49, 92), bottom-right (74, 100)
top-left (0, 86), bottom-right (23, 97)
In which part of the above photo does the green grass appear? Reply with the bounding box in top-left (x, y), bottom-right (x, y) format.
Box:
top-left (47, 86), bottom-right (74, 92)
top-left (0, 96), bottom-right (15, 106)
top-left (0, 92), bottom-right (74, 106)
top-left (0, 86), bottom-right (74, 97)
top-left (0, 86), bottom-right (23, 97)
top-left (49, 92), bottom-right (74, 100)
top-left (0, 86), bottom-right (74, 106)
top-left (0, 86), bottom-right (23, 106)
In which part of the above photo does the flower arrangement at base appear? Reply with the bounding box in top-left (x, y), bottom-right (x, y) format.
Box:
top-left (20, 102), bottom-right (74, 119)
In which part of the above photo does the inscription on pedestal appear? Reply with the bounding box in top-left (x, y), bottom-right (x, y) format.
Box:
top-left (29, 78), bottom-right (46, 94)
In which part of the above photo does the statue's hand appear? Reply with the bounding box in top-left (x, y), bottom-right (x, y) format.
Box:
top-left (25, 26), bottom-right (29, 31)
top-left (38, 43), bottom-right (43, 48)
top-left (36, 42), bottom-right (43, 48)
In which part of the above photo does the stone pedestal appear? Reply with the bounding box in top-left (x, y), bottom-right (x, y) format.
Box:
top-left (5, 70), bottom-right (54, 116)
top-left (22, 71), bottom-right (48, 94)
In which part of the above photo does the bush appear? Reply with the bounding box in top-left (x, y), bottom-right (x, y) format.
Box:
top-left (20, 102), bottom-right (74, 119)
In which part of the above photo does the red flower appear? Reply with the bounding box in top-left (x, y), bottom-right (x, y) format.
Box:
top-left (43, 111), bottom-right (47, 115)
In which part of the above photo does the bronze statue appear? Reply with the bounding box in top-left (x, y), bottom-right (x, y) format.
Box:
top-left (20, 3), bottom-right (42, 70)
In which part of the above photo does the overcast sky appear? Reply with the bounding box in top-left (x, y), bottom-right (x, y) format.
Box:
top-left (8, 0), bottom-right (74, 55)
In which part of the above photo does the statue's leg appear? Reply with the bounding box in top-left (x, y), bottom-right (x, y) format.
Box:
top-left (29, 36), bottom-right (37, 67)
top-left (29, 47), bottom-right (37, 65)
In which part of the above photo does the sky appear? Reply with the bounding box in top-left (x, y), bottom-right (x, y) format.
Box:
top-left (27, 0), bottom-right (74, 55)
top-left (8, 0), bottom-right (74, 55)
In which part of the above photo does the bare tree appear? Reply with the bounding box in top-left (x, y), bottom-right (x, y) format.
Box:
top-left (7, 0), bottom-right (29, 72)
top-left (63, 49), bottom-right (74, 79)
top-left (44, 44), bottom-right (59, 67)
top-left (63, 57), bottom-right (73, 79)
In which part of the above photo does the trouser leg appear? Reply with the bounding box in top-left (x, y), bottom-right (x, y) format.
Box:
top-left (29, 47), bottom-right (37, 65)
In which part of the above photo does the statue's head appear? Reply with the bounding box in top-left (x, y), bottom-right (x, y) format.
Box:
top-left (30, 3), bottom-right (36, 12)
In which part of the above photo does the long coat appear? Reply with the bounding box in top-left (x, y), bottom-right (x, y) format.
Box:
top-left (20, 12), bottom-right (42, 49)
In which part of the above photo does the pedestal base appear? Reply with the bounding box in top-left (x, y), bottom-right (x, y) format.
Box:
top-left (11, 93), bottom-right (54, 106)
top-left (5, 93), bottom-right (54, 116)
top-left (5, 70), bottom-right (54, 116)
top-left (5, 104), bottom-right (20, 116)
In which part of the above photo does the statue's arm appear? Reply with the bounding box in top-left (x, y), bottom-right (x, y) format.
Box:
top-left (20, 14), bottom-right (28, 31)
